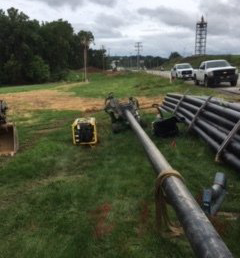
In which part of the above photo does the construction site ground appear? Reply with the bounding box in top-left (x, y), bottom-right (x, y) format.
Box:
top-left (0, 71), bottom-right (240, 258)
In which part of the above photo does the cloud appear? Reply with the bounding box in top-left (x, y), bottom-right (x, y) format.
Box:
top-left (72, 19), bottom-right (123, 40)
top-left (138, 6), bottom-right (195, 30)
top-left (95, 14), bottom-right (129, 28)
top-left (89, 0), bottom-right (117, 7)
top-left (31, 0), bottom-right (84, 8)
top-left (30, 0), bottom-right (117, 8)
top-left (139, 32), bottom-right (195, 57)
top-left (199, 0), bottom-right (240, 37)
top-left (94, 26), bottom-right (123, 39)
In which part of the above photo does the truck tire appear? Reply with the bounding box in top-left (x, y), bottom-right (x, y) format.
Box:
top-left (194, 76), bottom-right (199, 85)
top-left (204, 76), bottom-right (211, 87)
top-left (231, 80), bottom-right (237, 86)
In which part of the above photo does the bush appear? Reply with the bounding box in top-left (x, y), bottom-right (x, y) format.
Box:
top-left (3, 55), bottom-right (22, 84)
top-left (25, 56), bottom-right (50, 83)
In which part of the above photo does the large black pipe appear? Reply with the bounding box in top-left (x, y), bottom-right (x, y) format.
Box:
top-left (197, 96), bottom-right (240, 113)
top-left (124, 109), bottom-right (233, 258)
top-left (164, 100), bottom-right (240, 156)
top-left (165, 95), bottom-right (240, 141)
top-left (163, 100), bottom-right (240, 157)
top-left (167, 93), bottom-right (240, 123)
top-left (165, 96), bottom-right (236, 131)
top-left (206, 120), bottom-right (240, 142)
top-left (162, 103), bottom-right (240, 171)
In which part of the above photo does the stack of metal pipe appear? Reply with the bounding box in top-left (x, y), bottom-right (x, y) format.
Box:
top-left (161, 93), bottom-right (240, 171)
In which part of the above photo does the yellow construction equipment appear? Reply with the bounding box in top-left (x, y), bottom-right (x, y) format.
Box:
top-left (0, 100), bottom-right (18, 156)
top-left (72, 117), bottom-right (97, 145)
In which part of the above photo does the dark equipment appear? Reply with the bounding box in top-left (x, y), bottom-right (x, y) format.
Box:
top-left (105, 94), bottom-right (233, 258)
top-left (0, 100), bottom-right (7, 124)
top-left (202, 172), bottom-right (227, 216)
top-left (104, 93), bottom-right (143, 133)
top-left (0, 100), bottom-right (18, 156)
top-left (152, 104), bottom-right (184, 137)
top-left (72, 117), bottom-right (97, 145)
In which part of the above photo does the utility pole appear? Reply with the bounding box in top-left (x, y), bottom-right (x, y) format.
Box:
top-left (83, 42), bottom-right (88, 81)
top-left (135, 42), bottom-right (142, 70)
top-left (101, 45), bottom-right (105, 70)
top-left (129, 53), bottom-right (132, 68)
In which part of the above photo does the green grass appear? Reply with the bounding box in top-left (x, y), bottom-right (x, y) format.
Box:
top-left (0, 82), bottom-right (62, 94)
top-left (0, 109), bottom-right (240, 257)
top-left (63, 72), bottom-right (219, 98)
top-left (0, 72), bottom-right (240, 257)
top-left (0, 71), bottom-right (228, 100)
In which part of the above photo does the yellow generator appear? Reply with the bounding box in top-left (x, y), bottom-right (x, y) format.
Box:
top-left (72, 117), bottom-right (97, 145)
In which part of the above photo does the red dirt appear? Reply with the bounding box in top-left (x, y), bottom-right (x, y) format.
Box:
top-left (137, 201), bottom-right (150, 236)
top-left (89, 202), bottom-right (114, 239)
top-left (79, 66), bottom-right (104, 73)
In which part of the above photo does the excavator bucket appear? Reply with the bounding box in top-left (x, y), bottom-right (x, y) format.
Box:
top-left (0, 123), bottom-right (18, 156)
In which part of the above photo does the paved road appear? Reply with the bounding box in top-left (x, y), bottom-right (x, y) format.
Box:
top-left (146, 70), bottom-right (240, 95)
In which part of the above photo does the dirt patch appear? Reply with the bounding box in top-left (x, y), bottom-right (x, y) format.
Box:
top-left (0, 89), bottom-right (163, 114)
top-left (79, 66), bottom-right (104, 73)
top-left (89, 202), bottom-right (114, 239)
top-left (137, 96), bottom-right (163, 110)
top-left (0, 90), bottom-right (104, 113)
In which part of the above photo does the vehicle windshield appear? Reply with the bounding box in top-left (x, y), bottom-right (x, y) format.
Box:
top-left (176, 64), bottom-right (192, 69)
top-left (206, 61), bottom-right (230, 68)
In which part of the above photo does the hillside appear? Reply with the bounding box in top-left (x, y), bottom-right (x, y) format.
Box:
top-left (162, 55), bottom-right (240, 70)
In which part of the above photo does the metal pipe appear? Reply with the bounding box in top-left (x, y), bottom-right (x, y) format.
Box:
top-left (124, 109), bottom-right (233, 258)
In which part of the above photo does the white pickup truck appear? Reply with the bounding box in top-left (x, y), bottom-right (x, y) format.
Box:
top-left (194, 60), bottom-right (239, 87)
top-left (171, 63), bottom-right (194, 80)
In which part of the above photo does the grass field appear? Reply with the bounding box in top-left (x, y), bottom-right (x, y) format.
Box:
top-left (0, 72), bottom-right (240, 257)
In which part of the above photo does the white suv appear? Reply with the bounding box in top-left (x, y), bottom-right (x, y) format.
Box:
top-left (171, 63), bottom-right (194, 80)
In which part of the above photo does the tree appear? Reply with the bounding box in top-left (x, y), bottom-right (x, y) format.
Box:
top-left (25, 55), bottom-right (50, 83)
top-left (78, 31), bottom-right (94, 82)
top-left (169, 52), bottom-right (182, 60)
top-left (40, 19), bottom-right (74, 76)
top-left (3, 55), bottom-right (22, 84)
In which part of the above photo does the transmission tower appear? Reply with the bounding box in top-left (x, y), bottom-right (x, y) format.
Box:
top-left (195, 16), bottom-right (207, 56)
top-left (135, 42), bottom-right (143, 69)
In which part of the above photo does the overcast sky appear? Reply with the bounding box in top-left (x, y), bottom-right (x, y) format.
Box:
top-left (1, 0), bottom-right (239, 57)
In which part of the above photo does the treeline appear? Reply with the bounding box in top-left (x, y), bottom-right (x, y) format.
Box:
top-left (111, 56), bottom-right (167, 69)
top-left (0, 8), bottom-right (107, 84)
